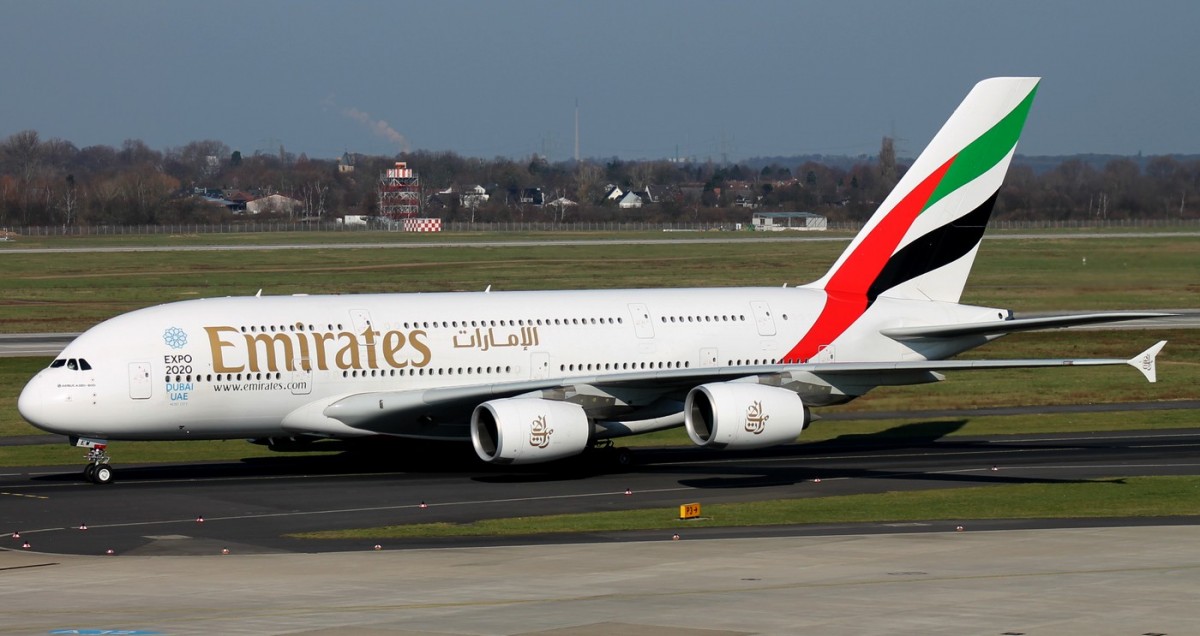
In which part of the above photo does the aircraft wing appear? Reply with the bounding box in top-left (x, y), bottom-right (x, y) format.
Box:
top-left (880, 312), bottom-right (1174, 342)
top-left (282, 340), bottom-right (1167, 440)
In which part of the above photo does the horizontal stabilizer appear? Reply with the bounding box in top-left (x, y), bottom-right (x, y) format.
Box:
top-left (881, 312), bottom-right (1175, 342)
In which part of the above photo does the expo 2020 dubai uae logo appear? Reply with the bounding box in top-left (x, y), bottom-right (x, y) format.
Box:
top-left (163, 327), bottom-right (188, 350)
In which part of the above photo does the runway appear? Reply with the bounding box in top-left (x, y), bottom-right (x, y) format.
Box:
top-left (0, 332), bottom-right (78, 357)
top-left (4, 428), bottom-right (1200, 557)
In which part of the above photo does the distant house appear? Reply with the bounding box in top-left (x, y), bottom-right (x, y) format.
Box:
top-left (639, 185), bottom-right (681, 204)
top-left (425, 190), bottom-right (453, 210)
top-left (618, 192), bottom-right (643, 209)
top-left (603, 185), bottom-right (624, 201)
top-left (731, 189), bottom-right (759, 209)
top-left (460, 185), bottom-right (490, 208)
top-left (751, 211), bottom-right (827, 231)
top-left (678, 182), bottom-right (705, 202)
top-left (246, 194), bottom-right (302, 216)
top-left (194, 187), bottom-right (245, 213)
top-left (226, 191), bottom-right (252, 211)
top-left (507, 187), bottom-right (544, 206)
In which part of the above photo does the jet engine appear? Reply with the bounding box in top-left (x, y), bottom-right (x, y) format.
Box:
top-left (684, 383), bottom-right (809, 450)
top-left (471, 398), bottom-right (591, 464)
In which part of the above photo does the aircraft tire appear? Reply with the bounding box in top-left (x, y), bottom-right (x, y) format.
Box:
top-left (83, 464), bottom-right (97, 483)
top-left (92, 463), bottom-right (114, 485)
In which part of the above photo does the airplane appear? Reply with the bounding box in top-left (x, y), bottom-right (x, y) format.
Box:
top-left (18, 77), bottom-right (1171, 484)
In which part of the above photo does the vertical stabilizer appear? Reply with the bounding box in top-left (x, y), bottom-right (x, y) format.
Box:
top-left (813, 77), bottom-right (1038, 302)
top-left (785, 78), bottom-right (1039, 363)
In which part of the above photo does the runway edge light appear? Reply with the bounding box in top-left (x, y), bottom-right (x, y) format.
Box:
top-left (679, 503), bottom-right (701, 520)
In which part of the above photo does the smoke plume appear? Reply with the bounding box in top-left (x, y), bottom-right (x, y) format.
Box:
top-left (341, 106), bottom-right (411, 151)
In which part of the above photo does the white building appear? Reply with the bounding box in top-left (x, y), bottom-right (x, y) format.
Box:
top-left (751, 211), bottom-right (828, 231)
top-left (617, 192), bottom-right (643, 209)
top-left (246, 194), bottom-right (303, 216)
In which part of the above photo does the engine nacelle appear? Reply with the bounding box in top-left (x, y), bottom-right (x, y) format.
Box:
top-left (471, 398), bottom-right (591, 465)
top-left (685, 383), bottom-right (809, 450)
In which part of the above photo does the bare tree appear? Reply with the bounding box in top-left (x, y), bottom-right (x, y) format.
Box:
top-left (59, 175), bottom-right (79, 225)
top-left (299, 180), bottom-right (329, 218)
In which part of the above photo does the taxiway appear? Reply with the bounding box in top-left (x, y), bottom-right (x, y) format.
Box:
top-left (4, 428), bottom-right (1200, 556)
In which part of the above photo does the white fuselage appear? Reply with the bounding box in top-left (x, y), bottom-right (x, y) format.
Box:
top-left (18, 286), bottom-right (1003, 441)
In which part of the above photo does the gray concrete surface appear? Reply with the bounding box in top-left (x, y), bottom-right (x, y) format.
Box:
top-left (2, 525), bottom-right (1196, 635)
top-left (0, 332), bottom-right (77, 358)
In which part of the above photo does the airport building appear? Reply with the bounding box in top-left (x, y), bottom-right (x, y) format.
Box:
top-left (751, 211), bottom-right (828, 231)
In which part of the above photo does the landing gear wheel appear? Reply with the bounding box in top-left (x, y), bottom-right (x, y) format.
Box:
top-left (615, 447), bottom-right (635, 467)
top-left (79, 442), bottom-right (113, 485)
top-left (91, 463), bottom-right (114, 485)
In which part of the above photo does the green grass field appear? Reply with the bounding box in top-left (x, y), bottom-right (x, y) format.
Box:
top-left (290, 475), bottom-right (1200, 540)
top-left (0, 233), bottom-right (1196, 332)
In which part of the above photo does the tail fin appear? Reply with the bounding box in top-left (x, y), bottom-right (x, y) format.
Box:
top-left (783, 78), bottom-right (1038, 364)
top-left (811, 77), bottom-right (1039, 303)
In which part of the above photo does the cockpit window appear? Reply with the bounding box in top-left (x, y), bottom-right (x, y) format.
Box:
top-left (49, 358), bottom-right (91, 371)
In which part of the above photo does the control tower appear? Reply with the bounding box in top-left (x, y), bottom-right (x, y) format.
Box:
top-left (378, 161), bottom-right (420, 219)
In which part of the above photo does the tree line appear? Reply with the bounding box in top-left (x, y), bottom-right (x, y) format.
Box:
top-left (2, 129), bottom-right (1197, 227)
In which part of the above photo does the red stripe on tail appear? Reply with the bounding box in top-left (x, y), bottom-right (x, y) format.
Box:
top-left (781, 155), bottom-right (956, 363)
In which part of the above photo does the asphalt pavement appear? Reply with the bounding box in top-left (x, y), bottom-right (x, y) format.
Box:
top-left (5, 427), bottom-right (1200, 556)
top-left (3, 427), bottom-right (1200, 635)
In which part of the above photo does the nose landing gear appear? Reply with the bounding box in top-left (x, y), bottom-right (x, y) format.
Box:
top-left (72, 436), bottom-right (114, 485)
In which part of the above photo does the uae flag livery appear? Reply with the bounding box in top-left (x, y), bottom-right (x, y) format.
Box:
top-left (784, 78), bottom-right (1040, 363)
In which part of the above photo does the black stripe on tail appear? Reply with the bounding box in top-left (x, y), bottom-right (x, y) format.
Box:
top-left (866, 190), bottom-right (999, 303)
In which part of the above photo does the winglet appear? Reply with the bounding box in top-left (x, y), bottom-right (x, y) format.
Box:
top-left (1127, 340), bottom-right (1167, 383)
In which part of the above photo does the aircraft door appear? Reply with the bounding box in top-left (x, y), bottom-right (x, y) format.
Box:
top-left (750, 301), bottom-right (777, 336)
top-left (349, 308), bottom-right (374, 361)
top-left (349, 309), bottom-right (373, 333)
top-left (627, 303), bottom-right (654, 339)
top-left (699, 347), bottom-right (718, 367)
top-left (814, 345), bottom-right (836, 363)
top-left (290, 352), bottom-right (313, 395)
top-left (129, 362), bottom-right (152, 400)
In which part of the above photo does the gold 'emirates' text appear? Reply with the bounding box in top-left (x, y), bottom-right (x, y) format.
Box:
top-left (205, 326), bottom-right (431, 373)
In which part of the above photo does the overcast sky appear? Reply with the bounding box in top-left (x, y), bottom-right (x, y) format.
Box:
top-left (3, 1), bottom-right (1197, 161)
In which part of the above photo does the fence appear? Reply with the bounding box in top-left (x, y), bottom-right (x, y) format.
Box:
top-left (4, 217), bottom-right (1199, 237)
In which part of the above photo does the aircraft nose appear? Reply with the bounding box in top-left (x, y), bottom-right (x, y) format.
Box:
top-left (17, 373), bottom-right (61, 433)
